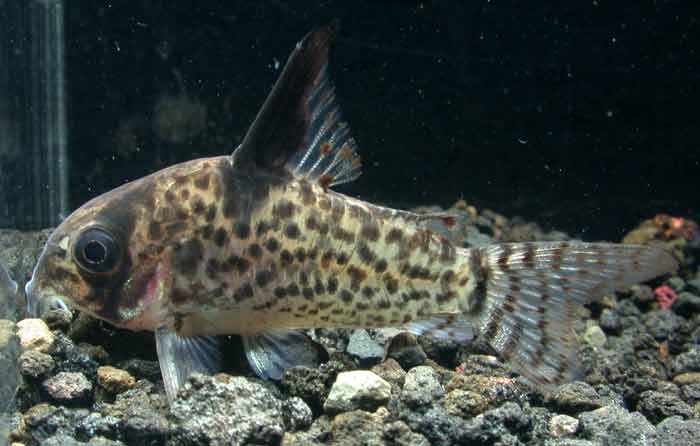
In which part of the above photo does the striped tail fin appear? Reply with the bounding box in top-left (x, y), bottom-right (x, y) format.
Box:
top-left (470, 242), bottom-right (677, 391)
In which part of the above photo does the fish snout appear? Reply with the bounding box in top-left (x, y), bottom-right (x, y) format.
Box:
top-left (24, 278), bottom-right (69, 317)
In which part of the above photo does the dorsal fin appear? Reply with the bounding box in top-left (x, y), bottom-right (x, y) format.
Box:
top-left (232, 23), bottom-right (362, 188)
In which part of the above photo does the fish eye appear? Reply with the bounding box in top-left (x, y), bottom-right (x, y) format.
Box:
top-left (73, 227), bottom-right (122, 274)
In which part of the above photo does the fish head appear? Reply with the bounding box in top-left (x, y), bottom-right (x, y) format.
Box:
top-left (25, 158), bottom-right (228, 331)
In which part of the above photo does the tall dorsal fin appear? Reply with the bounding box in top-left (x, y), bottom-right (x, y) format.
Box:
top-left (231, 23), bottom-right (362, 188)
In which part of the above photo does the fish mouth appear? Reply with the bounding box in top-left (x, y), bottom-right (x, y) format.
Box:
top-left (24, 279), bottom-right (70, 317)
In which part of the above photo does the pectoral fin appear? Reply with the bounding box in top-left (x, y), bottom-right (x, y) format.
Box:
top-left (155, 327), bottom-right (221, 402)
top-left (242, 329), bottom-right (324, 380)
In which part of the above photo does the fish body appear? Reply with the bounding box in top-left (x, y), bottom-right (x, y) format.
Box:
top-left (26, 25), bottom-right (677, 401)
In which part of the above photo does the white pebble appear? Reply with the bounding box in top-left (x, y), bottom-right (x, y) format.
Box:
top-left (324, 370), bottom-right (391, 414)
top-left (549, 414), bottom-right (580, 437)
top-left (16, 319), bottom-right (54, 353)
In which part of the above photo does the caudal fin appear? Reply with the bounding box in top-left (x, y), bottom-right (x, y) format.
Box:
top-left (470, 242), bottom-right (677, 391)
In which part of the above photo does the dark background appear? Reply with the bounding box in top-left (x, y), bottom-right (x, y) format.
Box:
top-left (64, 0), bottom-right (699, 241)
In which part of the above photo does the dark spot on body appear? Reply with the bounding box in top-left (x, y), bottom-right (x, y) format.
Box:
top-left (171, 288), bottom-right (189, 304)
top-left (148, 221), bottom-right (162, 240)
top-left (234, 283), bottom-right (254, 301)
top-left (179, 189), bottom-right (190, 200)
top-left (224, 255), bottom-right (250, 274)
top-left (356, 302), bottom-right (370, 311)
top-left (357, 242), bottom-right (375, 264)
top-left (377, 299), bottom-right (391, 309)
top-left (362, 286), bottom-right (375, 299)
top-left (319, 301), bottom-right (333, 310)
top-left (314, 279), bottom-right (325, 295)
top-left (439, 238), bottom-right (456, 264)
top-left (287, 283), bottom-right (300, 296)
top-left (166, 222), bottom-right (188, 237)
top-left (386, 228), bottom-right (403, 244)
top-left (318, 222), bottom-right (330, 235)
top-left (165, 190), bottom-right (175, 203)
top-left (194, 173), bottom-right (210, 190)
top-left (374, 259), bottom-right (388, 274)
top-left (248, 243), bottom-right (263, 258)
top-left (280, 250), bottom-right (294, 266)
top-left (302, 287), bottom-right (314, 299)
top-left (318, 197), bottom-right (331, 210)
top-left (552, 247), bottom-right (564, 270)
top-left (339, 289), bottom-right (353, 303)
top-left (347, 265), bottom-right (368, 291)
top-left (234, 222), bottom-right (251, 239)
top-left (523, 243), bottom-right (536, 268)
top-left (256, 221), bottom-right (270, 237)
top-left (336, 252), bottom-right (349, 265)
top-left (201, 224), bottom-right (214, 239)
top-left (307, 247), bottom-right (318, 261)
top-left (299, 182), bottom-right (316, 205)
top-left (294, 247), bottom-right (306, 262)
top-left (331, 201), bottom-right (345, 221)
top-left (321, 250), bottom-right (334, 268)
top-left (274, 287), bottom-right (287, 299)
top-left (441, 270), bottom-right (456, 287)
top-left (214, 228), bottom-right (229, 247)
top-left (332, 227), bottom-right (354, 243)
top-left (205, 204), bottom-right (217, 222)
top-left (327, 277), bottom-right (338, 294)
top-left (436, 291), bottom-right (457, 304)
top-left (172, 238), bottom-right (204, 274)
top-left (192, 197), bottom-right (206, 215)
top-left (265, 238), bottom-right (280, 253)
top-left (255, 270), bottom-right (273, 288)
top-left (206, 259), bottom-right (220, 278)
top-left (273, 200), bottom-right (296, 219)
top-left (385, 275), bottom-right (399, 294)
top-left (285, 223), bottom-right (300, 239)
top-left (305, 216), bottom-right (318, 231)
top-left (360, 221), bottom-right (380, 241)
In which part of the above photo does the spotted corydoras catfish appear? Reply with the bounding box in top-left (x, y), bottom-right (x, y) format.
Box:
top-left (26, 25), bottom-right (677, 402)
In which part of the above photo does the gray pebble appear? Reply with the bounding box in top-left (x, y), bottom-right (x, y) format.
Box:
top-left (599, 309), bottom-right (622, 334)
top-left (684, 277), bottom-right (700, 295)
top-left (671, 347), bottom-right (700, 375)
top-left (656, 416), bottom-right (700, 446)
top-left (551, 382), bottom-right (603, 414)
top-left (169, 373), bottom-right (286, 446)
top-left (387, 332), bottom-right (427, 370)
top-left (667, 276), bottom-right (686, 292)
top-left (43, 371), bottom-right (93, 404)
top-left (637, 390), bottom-right (693, 424)
top-left (282, 396), bottom-right (313, 431)
top-left (578, 405), bottom-right (656, 446)
top-left (19, 349), bottom-right (55, 378)
top-left (671, 292), bottom-right (700, 317)
top-left (346, 329), bottom-right (384, 366)
top-left (401, 366), bottom-right (443, 408)
top-left (644, 310), bottom-right (683, 341)
top-left (0, 320), bottom-right (20, 413)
